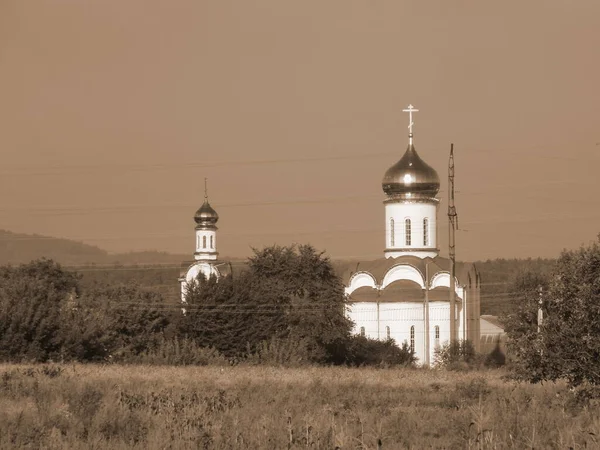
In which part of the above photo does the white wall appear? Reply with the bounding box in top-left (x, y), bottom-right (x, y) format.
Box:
top-left (384, 201), bottom-right (438, 259)
top-left (195, 229), bottom-right (217, 260)
top-left (348, 301), bottom-right (459, 363)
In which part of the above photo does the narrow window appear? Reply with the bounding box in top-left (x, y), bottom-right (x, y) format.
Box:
top-left (210, 235), bottom-right (214, 249)
top-left (197, 235), bottom-right (200, 249)
top-left (390, 218), bottom-right (395, 246)
top-left (386, 326), bottom-right (390, 339)
top-left (434, 325), bottom-right (440, 349)
top-left (360, 326), bottom-right (365, 337)
top-left (202, 236), bottom-right (207, 249)
top-left (423, 218), bottom-right (429, 246)
top-left (405, 219), bottom-right (412, 246)
top-left (410, 326), bottom-right (415, 353)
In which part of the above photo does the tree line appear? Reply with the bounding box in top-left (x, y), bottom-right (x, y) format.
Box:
top-left (0, 245), bottom-right (415, 367)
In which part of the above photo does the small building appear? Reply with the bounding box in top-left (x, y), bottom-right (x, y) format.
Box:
top-left (178, 182), bottom-right (233, 304)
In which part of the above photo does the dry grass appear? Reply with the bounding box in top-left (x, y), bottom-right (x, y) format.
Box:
top-left (0, 363), bottom-right (598, 449)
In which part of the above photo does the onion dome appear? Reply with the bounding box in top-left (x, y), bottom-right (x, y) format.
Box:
top-left (194, 200), bottom-right (219, 228)
top-left (382, 143), bottom-right (440, 199)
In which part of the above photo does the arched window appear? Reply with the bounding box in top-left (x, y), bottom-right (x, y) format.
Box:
top-left (410, 326), bottom-right (415, 353)
top-left (434, 325), bottom-right (440, 349)
top-left (390, 218), bottom-right (395, 246)
top-left (386, 326), bottom-right (390, 339)
top-left (202, 236), bottom-right (207, 249)
top-left (196, 235), bottom-right (200, 249)
top-left (405, 219), bottom-right (412, 246)
top-left (423, 218), bottom-right (429, 246)
top-left (210, 235), bottom-right (214, 249)
top-left (360, 326), bottom-right (366, 337)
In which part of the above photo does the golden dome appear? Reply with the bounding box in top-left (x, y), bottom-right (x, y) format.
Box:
top-left (382, 144), bottom-right (440, 199)
top-left (194, 200), bottom-right (219, 228)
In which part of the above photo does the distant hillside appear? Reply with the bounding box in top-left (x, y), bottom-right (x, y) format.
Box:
top-left (0, 230), bottom-right (192, 266)
top-left (0, 230), bottom-right (109, 266)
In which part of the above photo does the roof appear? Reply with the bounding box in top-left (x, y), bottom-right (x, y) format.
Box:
top-left (334, 255), bottom-right (479, 287)
top-left (481, 315), bottom-right (505, 332)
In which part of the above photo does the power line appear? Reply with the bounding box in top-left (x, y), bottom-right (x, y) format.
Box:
top-left (1, 140), bottom-right (598, 176)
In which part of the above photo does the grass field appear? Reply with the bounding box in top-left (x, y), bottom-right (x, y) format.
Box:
top-left (1, 363), bottom-right (598, 449)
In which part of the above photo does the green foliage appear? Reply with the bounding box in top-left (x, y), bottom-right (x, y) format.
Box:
top-left (506, 237), bottom-right (600, 387)
top-left (336, 336), bottom-right (416, 367)
top-left (434, 340), bottom-right (479, 370)
top-left (0, 259), bottom-right (80, 362)
top-left (132, 337), bottom-right (227, 366)
top-left (244, 336), bottom-right (313, 367)
top-left (484, 338), bottom-right (506, 368)
top-left (182, 244), bottom-right (353, 364)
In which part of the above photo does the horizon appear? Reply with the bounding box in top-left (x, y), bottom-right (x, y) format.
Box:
top-left (1, 1), bottom-right (599, 262)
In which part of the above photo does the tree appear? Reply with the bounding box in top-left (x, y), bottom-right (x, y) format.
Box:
top-left (247, 244), bottom-right (353, 362)
top-left (69, 283), bottom-right (174, 361)
top-left (0, 259), bottom-right (80, 362)
top-left (505, 237), bottom-right (600, 386)
top-left (503, 270), bottom-right (550, 382)
top-left (181, 272), bottom-right (289, 357)
top-left (182, 244), bottom-right (353, 362)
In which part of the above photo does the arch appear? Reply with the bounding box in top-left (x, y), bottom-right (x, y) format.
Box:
top-left (390, 218), bottom-right (395, 246)
top-left (430, 272), bottom-right (462, 292)
top-left (210, 235), bottom-right (214, 249)
top-left (423, 218), bottom-right (429, 246)
top-left (202, 235), bottom-right (207, 249)
top-left (381, 264), bottom-right (425, 290)
top-left (346, 271), bottom-right (377, 295)
top-left (405, 218), bottom-right (412, 246)
top-left (185, 263), bottom-right (220, 283)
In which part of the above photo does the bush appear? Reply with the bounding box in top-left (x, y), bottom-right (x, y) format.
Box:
top-left (244, 337), bottom-right (313, 367)
top-left (339, 336), bottom-right (416, 367)
top-left (484, 339), bottom-right (506, 368)
top-left (434, 340), bottom-right (480, 370)
top-left (131, 337), bottom-right (227, 366)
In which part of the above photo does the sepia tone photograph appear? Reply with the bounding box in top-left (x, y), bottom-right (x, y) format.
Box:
top-left (0, 1), bottom-right (599, 448)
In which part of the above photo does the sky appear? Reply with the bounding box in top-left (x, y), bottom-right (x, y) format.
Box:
top-left (0, 0), bottom-right (599, 262)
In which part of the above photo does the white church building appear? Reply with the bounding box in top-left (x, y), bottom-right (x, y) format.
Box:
top-left (180, 105), bottom-right (482, 364)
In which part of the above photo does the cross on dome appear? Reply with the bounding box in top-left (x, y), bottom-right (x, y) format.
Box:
top-left (402, 104), bottom-right (419, 145)
top-left (204, 177), bottom-right (208, 200)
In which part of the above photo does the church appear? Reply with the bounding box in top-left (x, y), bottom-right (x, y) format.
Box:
top-left (179, 105), bottom-right (482, 364)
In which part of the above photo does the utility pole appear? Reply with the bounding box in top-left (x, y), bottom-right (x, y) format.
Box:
top-left (448, 144), bottom-right (458, 344)
top-left (424, 263), bottom-right (430, 365)
top-left (537, 286), bottom-right (544, 333)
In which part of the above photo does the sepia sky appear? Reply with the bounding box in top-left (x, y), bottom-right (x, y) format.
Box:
top-left (1, 0), bottom-right (599, 262)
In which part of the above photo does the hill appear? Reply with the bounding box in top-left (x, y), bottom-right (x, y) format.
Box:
top-left (0, 229), bottom-right (191, 266)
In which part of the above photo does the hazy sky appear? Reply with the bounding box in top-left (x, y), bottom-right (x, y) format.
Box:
top-left (1, 0), bottom-right (599, 261)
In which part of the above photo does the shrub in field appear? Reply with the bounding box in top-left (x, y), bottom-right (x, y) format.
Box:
top-left (434, 339), bottom-right (480, 370)
top-left (484, 338), bottom-right (506, 368)
top-left (244, 336), bottom-right (313, 367)
top-left (337, 336), bottom-right (416, 367)
top-left (133, 337), bottom-right (227, 366)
